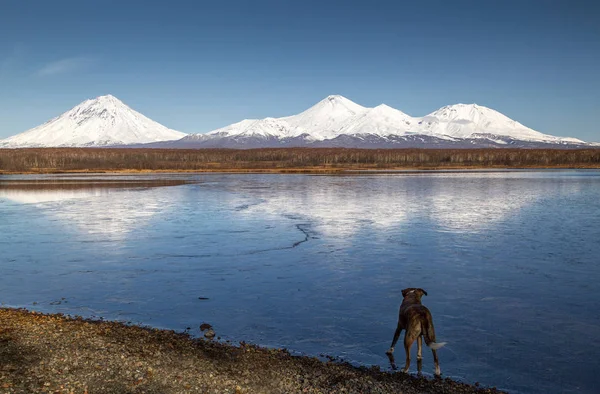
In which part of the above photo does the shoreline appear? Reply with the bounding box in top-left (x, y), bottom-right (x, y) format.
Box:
top-left (0, 307), bottom-right (505, 393)
top-left (1, 164), bottom-right (600, 175)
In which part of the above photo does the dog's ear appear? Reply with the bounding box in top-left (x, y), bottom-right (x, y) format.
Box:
top-left (418, 288), bottom-right (428, 296)
top-left (401, 288), bottom-right (410, 297)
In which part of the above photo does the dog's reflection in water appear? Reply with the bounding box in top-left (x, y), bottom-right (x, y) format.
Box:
top-left (386, 352), bottom-right (423, 375)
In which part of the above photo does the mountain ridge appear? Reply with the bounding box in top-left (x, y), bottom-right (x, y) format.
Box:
top-left (0, 94), bottom-right (593, 149)
top-left (176, 95), bottom-right (587, 148)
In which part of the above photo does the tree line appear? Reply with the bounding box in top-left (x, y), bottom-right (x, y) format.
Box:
top-left (1, 148), bottom-right (599, 173)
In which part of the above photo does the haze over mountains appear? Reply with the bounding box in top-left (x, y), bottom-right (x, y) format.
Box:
top-left (0, 95), bottom-right (594, 149)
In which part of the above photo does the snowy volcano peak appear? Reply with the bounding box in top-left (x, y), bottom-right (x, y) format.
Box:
top-left (428, 103), bottom-right (517, 125)
top-left (373, 103), bottom-right (396, 111)
top-left (336, 103), bottom-right (421, 137)
top-left (67, 94), bottom-right (132, 124)
top-left (371, 103), bottom-right (411, 117)
top-left (422, 103), bottom-right (581, 142)
top-left (282, 95), bottom-right (367, 139)
top-left (307, 94), bottom-right (366, 116)
top-left (0, 95), bottom-right (186, 147)
top-left (75, 94), bottom-right (125, 111)
top-left (206, 117), bottom-right (293, 139)
top-left (92, 93), bottom-right (120, 103)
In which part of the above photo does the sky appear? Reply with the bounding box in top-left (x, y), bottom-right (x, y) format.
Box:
top-left (1, 0), bottom-right (599, 141)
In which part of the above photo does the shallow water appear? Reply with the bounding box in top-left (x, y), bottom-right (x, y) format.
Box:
top-left (1, 171), bottom-right (599, 393)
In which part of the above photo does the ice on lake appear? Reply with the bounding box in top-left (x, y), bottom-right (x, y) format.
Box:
top-left (1, 171), bottom-right (600, 394)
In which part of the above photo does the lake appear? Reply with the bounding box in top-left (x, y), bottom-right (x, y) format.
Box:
top-left (1, 171), bottom-right (599, 393)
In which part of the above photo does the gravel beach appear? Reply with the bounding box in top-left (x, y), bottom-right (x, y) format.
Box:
top-left (0, 308), bottom-right (504, 394)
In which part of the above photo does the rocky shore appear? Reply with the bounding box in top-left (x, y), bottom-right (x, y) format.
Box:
top-left (0, 308), bottom-right (504, 394)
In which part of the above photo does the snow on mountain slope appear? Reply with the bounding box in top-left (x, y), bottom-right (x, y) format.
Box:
top-left (336, 104), bottom-right (434, 138)
top-left (206, 117), bottom-right (294, 139)
top-left (281, 95), bottom-right (368, 140)
top-left (0, 95), bottom-right (186, 148)
top-left (420, 103), bottom-right (583, 143)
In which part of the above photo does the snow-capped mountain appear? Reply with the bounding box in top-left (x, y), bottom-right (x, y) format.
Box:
top-left (281, 95), bottom-right (367, 140)
top-left (0, 95), bottom-right (186, 148)
top-left (420, 103), bottom-right (584, 144)
top-left (1, 94), bottom-right (591, 149)
top-left (164, 95), bottom-right (588, 149)
top-left (192, 95), bottom-right (367, 141)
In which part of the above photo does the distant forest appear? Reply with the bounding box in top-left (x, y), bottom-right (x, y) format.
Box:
top-left (1, 148), bottom-right (599, 173)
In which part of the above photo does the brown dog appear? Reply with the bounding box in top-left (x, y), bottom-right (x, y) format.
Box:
top-left (386, 288), bottom-right (446, 375)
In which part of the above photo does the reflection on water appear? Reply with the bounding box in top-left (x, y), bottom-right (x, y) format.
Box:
top-left (0, 174), bottom-right (582, 237)
top-left (230, 174), bottom-right (582, 236)
top-left (0, 179), bottom-right (191, 236)
top-left (1, 187), bottom-right (113, 203)
top-left (1, 171), bottom-right (599, 394)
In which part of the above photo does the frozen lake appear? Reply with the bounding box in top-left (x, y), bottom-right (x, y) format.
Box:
top-left (1, 171), bottom-right (599, 393)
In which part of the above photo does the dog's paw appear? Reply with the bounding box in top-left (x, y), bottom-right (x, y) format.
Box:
top-left (401, 368), bottom-right (409, 374)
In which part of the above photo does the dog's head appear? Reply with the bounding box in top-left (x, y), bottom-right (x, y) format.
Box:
top-left (401, 288), bottom-right (428, 299)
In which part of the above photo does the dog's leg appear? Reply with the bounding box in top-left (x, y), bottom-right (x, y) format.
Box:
top-left (386, 351), bottom-right (397, 371)
top-left (386, 325), bottom-right (402, 354)
top-left (416, 357), bottom-right (423, 375)
top-left (432, 348), bottom-right (441, 376)
top-left (417, 336), bottom-right (423, 360)
top-left (401, 333), bottom-right (417, 373)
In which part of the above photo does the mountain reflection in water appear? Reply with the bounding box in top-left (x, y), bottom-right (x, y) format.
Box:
top-left (0, 178), bottom-right (192, 236)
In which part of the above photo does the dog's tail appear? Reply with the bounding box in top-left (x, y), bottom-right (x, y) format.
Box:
top-left (428, 341), bottom-right (447, 350)
top-left (422, 318), bottom-right (447, 350)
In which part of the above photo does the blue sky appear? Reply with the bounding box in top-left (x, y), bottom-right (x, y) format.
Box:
top-left (1, 0), bottom-right (599, 141)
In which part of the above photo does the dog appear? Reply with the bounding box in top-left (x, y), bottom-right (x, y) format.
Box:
top-left (386, 288), bottom-right (446, 376)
